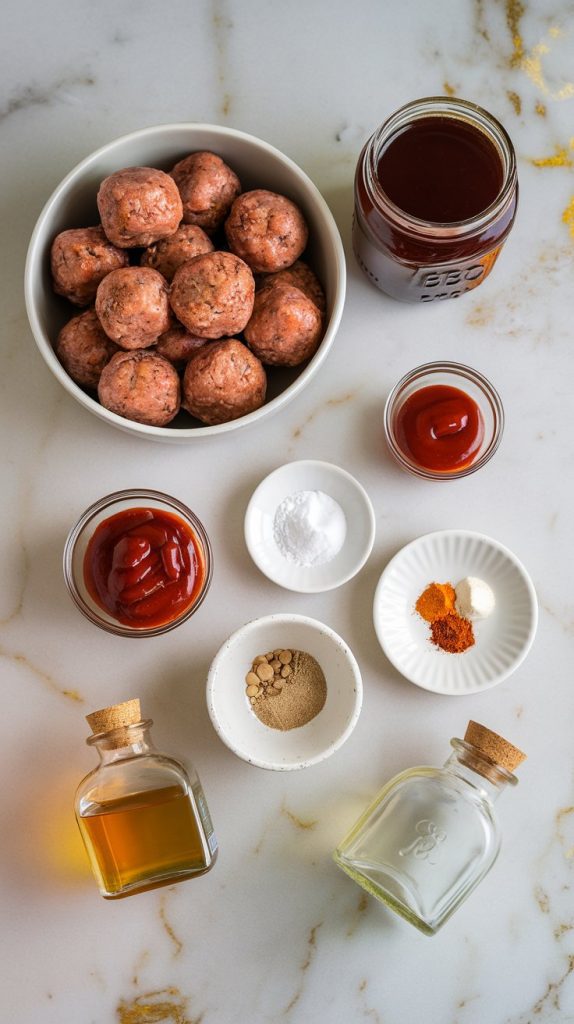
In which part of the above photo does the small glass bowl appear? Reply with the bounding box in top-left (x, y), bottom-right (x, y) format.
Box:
top-left (383, 361), bottom-right (504, 481)
top-left (63, 489), bottom-right (213, 637)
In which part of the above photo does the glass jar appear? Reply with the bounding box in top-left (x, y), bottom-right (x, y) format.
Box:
top-left (75, 699), bottom-right (217, 898)
top-left (384, 361), bottom-right (504, 480)
top-left (353, 97), bottom-right (518, 302)
top-left (333, 721), bottom-right (525, 934)
top-left (63, 489), bottom-right (213, 638)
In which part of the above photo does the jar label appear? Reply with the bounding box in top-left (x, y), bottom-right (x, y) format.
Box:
top-left (416, 249), bottom-right (501, 301)
top-left (192, 782), bottom-right (218, 854)
top-left (353, 212), bottom-right (501, 302)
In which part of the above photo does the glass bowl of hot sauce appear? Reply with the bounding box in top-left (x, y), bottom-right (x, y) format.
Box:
top-left (384, 362), bottom-right (504, 480)
top-left (64, 489), bottom-right (213, 637)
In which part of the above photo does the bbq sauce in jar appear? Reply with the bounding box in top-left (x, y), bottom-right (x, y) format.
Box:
top-left (353, 97), bottom-right (518, 303)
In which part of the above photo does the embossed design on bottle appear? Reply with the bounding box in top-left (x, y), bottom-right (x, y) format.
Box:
top-left (399, 819), bottom-right (447, 863)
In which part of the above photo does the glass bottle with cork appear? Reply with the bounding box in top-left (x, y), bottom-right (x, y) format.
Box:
top-left (333, 721), bottom-right (525, 934)
top-left (75, 699), bottom-right (217, 899)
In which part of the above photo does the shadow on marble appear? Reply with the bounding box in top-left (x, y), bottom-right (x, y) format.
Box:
top-left (2, 738), bottom-right (93, 893)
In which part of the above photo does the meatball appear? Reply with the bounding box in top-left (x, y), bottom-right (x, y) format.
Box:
top-left (244, 284), bottom-right (323, 366)
top-left (50, 226), bottom-right (129, 306)
top-left (170, 251), bottom-right (254, 339)
top-left (170, 152), bottom-right (241, 234)
top-left (156, 325), bottom-right (210, 368)
top-left (258, 260), bottom-right (326, 314)
top-left (56, 308), bottom-right (119, 389)
top-left (97, 167), bottom-right (183, 248)
top-left (225, 189), bottom-right (308, 273)
top-left (98, 350), bottom-right (180, 426)
top-left (182, 339), bottom-right (266, 425)
top-left (95, 267), bottom-right (171, 349)
top-left (140, 224), bottom-right (214, 281)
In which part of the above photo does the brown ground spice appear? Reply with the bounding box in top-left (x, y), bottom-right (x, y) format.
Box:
top-left (252, 651), bottom-right (327, 731)
top-left (431, 612), bottom-right (475, 654)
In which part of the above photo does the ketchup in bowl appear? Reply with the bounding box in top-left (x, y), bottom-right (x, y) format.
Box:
top-left (395, 384), bottom-right (484, 473)
top-left (84, 507), bottom-right (205, 629)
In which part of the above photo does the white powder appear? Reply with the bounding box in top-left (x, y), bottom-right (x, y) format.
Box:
top-left (273, 490), bottom-right (347, 567)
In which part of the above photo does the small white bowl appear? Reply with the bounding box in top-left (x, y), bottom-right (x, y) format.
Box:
top-left (244, 460), bottom-right (376, 593)
top-left (373, 530), bottom-right (538, 694)
top-left (25, 123), bottom-right (346, 443)
top-left (206, 613), bottom-right (363, 770)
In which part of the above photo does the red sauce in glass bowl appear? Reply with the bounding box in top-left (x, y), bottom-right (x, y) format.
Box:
top-left (394, 384), bottom-right (484, 473)
top-left (84, 507), bottom-right (205, 628)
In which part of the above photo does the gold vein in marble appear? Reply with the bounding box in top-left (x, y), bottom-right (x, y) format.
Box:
top-left (473, 0), bottom-right (490, 42)
top-left (117, 988), bottom-right (198, 1024)
top-left (361, 1008), bottom-right (382, 1023)
top-left (507, 90), bottom-right (522, 114)
top-left (466, 301), bottom-right (494, 328)
top-left (503, 2), bottom-right (574, 100)
top-left (212, 0), bottom-right (233, 119)
top-left (252, 820), bottom-right (272, 856)
top-left (356, 978), bottom-right (383, 1023)
top-left (556, 806), bottom-right (574, 858)
top-left (535, 100), bottom-right (547, 116)
top-left (281, 801), bottom-right (318, 831)
top-left (530, 145), bottom-right (573, 168)
top-left (529, 956), bottom-right (574, 1017)
top-left (443, 80), bottom-right (456, 96)
top-left (0, 643), bottom-right (83, 702)
top-left (562, 197), bottom-right (574, 239)
top-left (346, 892), bottom-right (369, 937)
top-left (534, 885), bottom-right (550, 913)
top-left (0, 538), bottom-right (28, 625)
top-left (505, 0), bottom-right (525, 68)
top-left (159, 894), bottom-right (184, 958)
top-left (522, 37), bottom-right (574, 98)
top-left (131, 950), bottom-right (150, 989)
top-left (283, 923), bottom-right (322, 1015)
top-left (291, 391), bottom-right (357, 441)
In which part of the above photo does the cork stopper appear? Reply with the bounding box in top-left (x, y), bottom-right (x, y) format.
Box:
top-left (86, 699), bottom-right (142, 747)
top-left (465, 720), bottom-right (526, 773)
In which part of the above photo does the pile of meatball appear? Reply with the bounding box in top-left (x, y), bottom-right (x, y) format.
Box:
top-left (51, 153), bottom-right (326, 427)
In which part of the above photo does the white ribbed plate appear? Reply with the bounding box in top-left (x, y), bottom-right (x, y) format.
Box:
top-left (373, 530), bottom-right (538, 694)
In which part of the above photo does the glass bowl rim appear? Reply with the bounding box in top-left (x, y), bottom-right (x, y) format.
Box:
top-left (383, 360), bottom-right (504, 481)
top-left (63, 488), bottom-right (213, 637)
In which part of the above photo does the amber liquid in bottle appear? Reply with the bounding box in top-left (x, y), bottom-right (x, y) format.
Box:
top-left (78, 784), bottom-right (211, 897)
top-left (377, 116), bottom-right (504, 224)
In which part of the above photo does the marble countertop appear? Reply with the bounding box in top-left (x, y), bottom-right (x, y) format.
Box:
top-left (2, 1), bottom-right (574, 1021)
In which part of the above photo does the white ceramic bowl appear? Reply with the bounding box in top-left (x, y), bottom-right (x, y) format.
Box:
top-left (244, 460), bottom-right (376, 593)
top-left (373, 530), bottom-right (538, 694)
top-left (206, 614), bottom-right (362, 770)
top-left (25, 123), bottom-right (346, 443)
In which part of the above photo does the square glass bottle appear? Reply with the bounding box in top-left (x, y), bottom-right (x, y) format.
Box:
top-left (75, 699), bottom-right (217, 898)
top-left (334, 721), bottom-right (525, 934)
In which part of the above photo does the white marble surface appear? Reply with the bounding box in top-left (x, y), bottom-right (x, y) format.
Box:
top-left (2, 1), bottom-right (574, 1021)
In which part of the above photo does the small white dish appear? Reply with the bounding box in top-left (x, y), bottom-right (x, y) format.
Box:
top-left (244, 460), bottom-right (376, 593)
top-left (373, 530), bottom-right (538, 694)
top-left (206, 613), bottom-right (362, 770)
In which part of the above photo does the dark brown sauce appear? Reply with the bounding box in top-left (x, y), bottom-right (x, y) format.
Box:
top-left (377, 116), bottom-right (504, 223)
